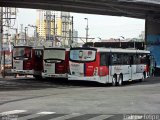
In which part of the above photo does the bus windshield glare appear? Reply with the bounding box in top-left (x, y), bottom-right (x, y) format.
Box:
top-left (44, 49), bottom-right (65, 62)
top-left (70, 49), bottom-right (96, 62)
top-left (13, 47), bottom-right (31, 60)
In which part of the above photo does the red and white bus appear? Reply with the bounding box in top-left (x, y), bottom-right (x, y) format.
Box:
top-left (68, 47), bottom-right (150, 86)
top-left (12, 46), bottom-right (43, 79)
top-left (42, 47), bottom-right (69, 79)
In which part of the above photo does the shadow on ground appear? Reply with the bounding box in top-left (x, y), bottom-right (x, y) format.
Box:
top-left (0, 76), bottom-right (160, 91)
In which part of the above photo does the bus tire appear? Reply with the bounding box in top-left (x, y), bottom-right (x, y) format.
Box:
top-left (14, 74), bottom-right (17, 78)
top-left (34, 75), bottom-right (42, 80)
top-left (118, 75), bottom-right (123, 86)
top-left (112, 75), bottom-right (117, 86)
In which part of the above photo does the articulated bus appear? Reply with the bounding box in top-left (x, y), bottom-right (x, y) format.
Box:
top-left (42, 47), bottom-right (69, 79)
top-left (68, 47), bottom-right (150, 86)
top-left (12, 46), bottom-right (43, 79)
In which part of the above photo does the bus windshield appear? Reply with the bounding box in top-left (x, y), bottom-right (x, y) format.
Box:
top-left (70, 49), bottom-right (96, 62)
top-left (13, 47), bottom-right (32, 60)
top-left (44, 49), bottom-right (65, 62)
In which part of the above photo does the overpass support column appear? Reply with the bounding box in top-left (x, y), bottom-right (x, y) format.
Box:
top-left (145, 18), bottom-right (160, 67)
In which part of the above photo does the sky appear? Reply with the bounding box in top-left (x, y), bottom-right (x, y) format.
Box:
top-left (15, 8), bottom-right (145, 40)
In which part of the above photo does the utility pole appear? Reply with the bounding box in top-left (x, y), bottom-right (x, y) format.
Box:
top-left (24, 27), bottom-right (28, 45)
top-left (71, 16), bottom-right (74, 44)
top-left (53, 15), bottom-right (56, 36)
top-left (20, 24), bottom-right (23, 45)
top-left (0, 7), bottom-right (3, 69)
top-left (15, 28), bottom-right (17, 45)
top-left (68, 16), bottom-right (74, 46)
top-left (84, 18), bottom-right (89, 43)
top-left (53, 14), bottom-right (56, 47)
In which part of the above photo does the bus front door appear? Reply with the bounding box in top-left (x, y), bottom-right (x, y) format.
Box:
top-left (129, 56), bottom-right (134, 81)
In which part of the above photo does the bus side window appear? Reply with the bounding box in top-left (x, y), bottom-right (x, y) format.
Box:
top-left (146, 55), bottom-right (150, 66)
top-left (123, 54), bottom-right (129, 65)
top-left (112, 54), bottom-right (117, 65)
top-left (133, 54), bottom-right (137, 64)
top-left (135, 54), bottom-right (141, 64)
top-left (112, 54), bottom-right (123, 65)
top-left (107, 54), bottom-right (111, 65)
top-left (100, 53), bottom-right (106, 66)
top-left (35, 50), bottom-right (42, 59)
top-left (140, 54), bottom-right (147, 64)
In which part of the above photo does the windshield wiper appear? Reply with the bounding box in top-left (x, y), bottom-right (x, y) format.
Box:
top-left (44, 58), bottom-right (64, 63)
top-left (44, 58), bottom-right (64, 61)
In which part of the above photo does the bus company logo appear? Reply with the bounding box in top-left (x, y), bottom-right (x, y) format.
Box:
top-left (14, 61), bottom-right (20, 63)
top-left (87, 66), bottom-right (93, 69)
top-left (45, 63), bottom-right (51, 66)
top-left (71, 63), bottom-right (79, 67)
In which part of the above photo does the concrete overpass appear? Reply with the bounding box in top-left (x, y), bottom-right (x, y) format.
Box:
top-left (0, 0), bottom-right (160, 19)
top-left (1, 0), bottom-right (160, 65)
top-left (1, 0), bottom-right (160, 36)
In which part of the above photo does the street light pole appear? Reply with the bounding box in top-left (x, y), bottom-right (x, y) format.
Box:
top-left (84, 18), bottom-right (89, 43)
top-left (0, 7), bottom-right (3, 71)
top-left (24, 27), bottom-right (28, 45)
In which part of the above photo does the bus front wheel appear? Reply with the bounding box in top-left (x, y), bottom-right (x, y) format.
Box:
top-left (112, 75), bottom-right (117, 86)
top-left (34, 75), bottom-right (42, 80)
top-left (118, 75), bottom-right (123, 86)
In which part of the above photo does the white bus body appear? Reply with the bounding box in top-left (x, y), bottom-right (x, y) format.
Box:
top-left (68, 47), bottom-right (150, 86)
top-left (42, 47), bottom-right (69, 79)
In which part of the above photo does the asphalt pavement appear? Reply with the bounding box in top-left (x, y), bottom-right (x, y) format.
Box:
top-left (0, 77), bottom-right (160, 120)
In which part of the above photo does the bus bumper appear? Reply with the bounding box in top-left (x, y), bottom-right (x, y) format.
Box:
top-left (11, 69), bottom-right (34, 75)
top-left (68, 75), bottom-right (106, 84)
top-left (42, 73), bottom-right (67, 78)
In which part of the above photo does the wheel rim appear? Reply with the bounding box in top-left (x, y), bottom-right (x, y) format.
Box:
top-left (112, 77), bottom-right (116, 86)
top-left (118, 77), bottom-right (122, 86)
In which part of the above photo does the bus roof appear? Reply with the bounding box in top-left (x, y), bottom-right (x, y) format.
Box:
top-left (70, 47), bottom-right (150, 54)
top-left (97, 48), bottom-right (150, 54)
top-left (44, 47), bottom-right (70, 51)
top-left (33, 46), bottom-right (44, 50)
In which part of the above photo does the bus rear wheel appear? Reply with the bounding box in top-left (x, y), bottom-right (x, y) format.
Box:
top-left (118, 75), bottom-right (123, 86)
top-left (112, 76), bottom-right (117, 86)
